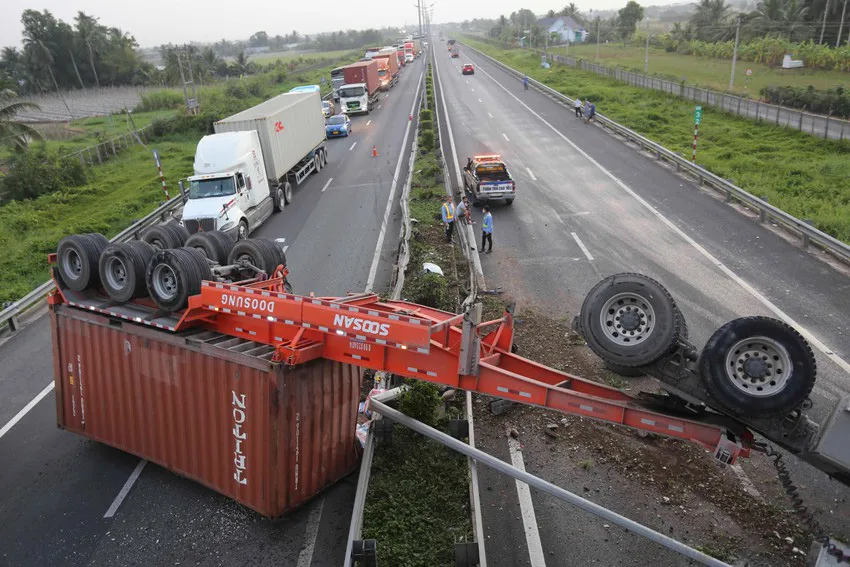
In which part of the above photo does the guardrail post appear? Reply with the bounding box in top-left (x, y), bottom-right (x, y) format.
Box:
top-left (798, 110), bottom-right (805, 131)
top-left (824, 115), bottom-right (830, 139)
top-left (802, 219), bottom-right (814, 248)
top-left (724, 189), bottom-right (732, 202)
top-left (759, 196), bottom-right (769, 222)
top-left (7, 313), bottom-right (20, 333)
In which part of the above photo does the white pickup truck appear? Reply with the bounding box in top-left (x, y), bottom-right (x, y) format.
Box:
top-left (462, 154), bottom-right (516, 205)
top-left (181, 91), bottom-right (328, 239)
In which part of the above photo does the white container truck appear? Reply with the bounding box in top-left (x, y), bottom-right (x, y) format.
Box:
top-left (181, 91), bottom-right (328, 239)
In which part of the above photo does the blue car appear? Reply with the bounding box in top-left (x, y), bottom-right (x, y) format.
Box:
top-left (326, 114), bottom-right (352, 138)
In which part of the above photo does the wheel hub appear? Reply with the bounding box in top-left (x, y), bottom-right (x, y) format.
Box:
top-left (599, 292), bottom-right (655, 346)
top-left (105, 257), bottom-right (128, 289)
top-left (724, 336), bottom-right (791, 397)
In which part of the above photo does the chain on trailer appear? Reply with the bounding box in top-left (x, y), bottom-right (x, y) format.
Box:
top-left (751, 442), bottom-right (850, 564)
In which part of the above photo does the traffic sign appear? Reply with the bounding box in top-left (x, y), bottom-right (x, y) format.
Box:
top-left (694, 106), bottom-right (702, 125)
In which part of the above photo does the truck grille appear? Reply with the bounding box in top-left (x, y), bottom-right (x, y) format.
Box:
top-left (183, 218), bottom-right (216, 234)
top-left (347, 102), bottom-right (361, 110)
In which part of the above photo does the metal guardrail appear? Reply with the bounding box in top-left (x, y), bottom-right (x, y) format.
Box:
top-left (0, 197), bottom-right (183, 333)
top-left (460, 41), bottom-right (850, 266)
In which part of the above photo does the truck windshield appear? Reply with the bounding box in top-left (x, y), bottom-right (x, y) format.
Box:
top-left (339, 86), bottom-right (365, 97)
top-left (378, 69), bottom-right (387, 77)
top-left (189, 177), bottom-right (236, 199)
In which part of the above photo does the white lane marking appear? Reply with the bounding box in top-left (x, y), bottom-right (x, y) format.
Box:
top-left (296, 497), bottom-right (325, 567)
top-left (502, 133), bottom-right (510, 142)
top-left (104, 459), bottom-right (147, 518)
top-left (322, 177), bottom-right (333, 192)
top-left (0, 382), bottom-right (54, 441)
top-left (478, 98), bottom-right (483, 103)
top-left (471, 88), bottom-right (476, 93)
top-left (366, 120), bottom-right (372, 126)
top-left (365, 67), bottom-right (425, 292)
top-left (377, 105), bottom-right (382, 110)
top-left (488, 112), bottom-right (493, 118)
top-left (349, 142), bottom-right (357, 152)
top-left (571, 232), bottom-right (594, 261)
top-left (508, 438), bottom-right (546, 567)
top-left (283, 245), bottom-right (289, 253)
top-left (526, 167), bottom-right (537, 181)
top-left (474, 60), bottom-right (850, 375)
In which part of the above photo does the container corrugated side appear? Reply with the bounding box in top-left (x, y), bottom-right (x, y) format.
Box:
top-left (51, 306), bottom-right (361, 518)
top-left (214, 92), bottom-right (325, 183)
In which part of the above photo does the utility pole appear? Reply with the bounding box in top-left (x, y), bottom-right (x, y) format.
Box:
top-left (729, 16), bottom-right (741, 90)
top-left (838, 0), bottom-right (849, 47)
top-left (596, 18), bottom-right (601, 60)
top-left (820, 0), bottom-right (831, 44)
top-left (416, 0), bottom-right (422, 40)
top-left (644, 32), bottom-right (650, 73)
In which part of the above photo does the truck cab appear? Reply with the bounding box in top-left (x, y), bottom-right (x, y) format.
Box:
top-left (339, 83), bottom-right (369, 114)
top-left (462, 154), bottom-right (516, 205)
top-left (182, 131), bottom-right (278, 239)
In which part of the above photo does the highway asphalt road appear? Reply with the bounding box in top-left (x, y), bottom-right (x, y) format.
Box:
top-left (433, 41), bottom-right (850, 565)
top-left (0, 60), bottom-right (424, 567)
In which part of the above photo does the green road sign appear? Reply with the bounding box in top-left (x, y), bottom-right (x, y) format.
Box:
top-left (694, 106), bottom-right (703, 125)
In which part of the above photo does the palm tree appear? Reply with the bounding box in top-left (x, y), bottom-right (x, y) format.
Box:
top-left (75, 12), bottom-right (106, 88)
top-left (234, 51), bottom-right (251, 75)
top-left (560, 3), bottom-right (583, 21)
top-left (690, 0), bottom-right (736, 41)
top-left (0, 89), bottom-right (42, 149)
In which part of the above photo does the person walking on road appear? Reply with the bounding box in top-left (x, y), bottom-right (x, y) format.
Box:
top-left (481, 206), bottom-right (493, 254)
top-left (523, 75), bottom-right (529, 91)
top-left (574, 97), bottom-right (583, 118)
top-left (441, 195), bottom-right (455, 243)
top-left (584, 100), bottom-right (596, 124)
top-left (456, 195), bottom-right (471, 225)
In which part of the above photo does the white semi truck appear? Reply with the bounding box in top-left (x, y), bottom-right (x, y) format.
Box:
top-left (181, 91), bottom-right (328, 240)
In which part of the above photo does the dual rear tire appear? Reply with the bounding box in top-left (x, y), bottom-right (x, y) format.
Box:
top-left (578, 273), bottom-right (816, 418)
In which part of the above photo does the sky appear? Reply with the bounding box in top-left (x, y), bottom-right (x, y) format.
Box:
top-left (1, 0), bottom-right (640, 49)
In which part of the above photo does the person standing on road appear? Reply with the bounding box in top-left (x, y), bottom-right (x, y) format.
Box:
top-left (481, 206), bottom-right (493, 254)
top-left (523, 75), bottom-right (529, 91)
top-left (584, 100), bottom-right (596, 123)
top-left (574, 97), bottom-right (583, 118)
top-left (441, 195), bottom-right (455, 243)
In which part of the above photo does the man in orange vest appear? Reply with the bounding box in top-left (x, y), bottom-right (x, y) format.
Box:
top-left (441, 195), bottom-right (455, 243)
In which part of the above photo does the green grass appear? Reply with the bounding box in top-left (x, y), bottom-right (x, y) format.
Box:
top-left (0, 58), bottom-right (356, 304)
top-left (249, 48), bottom-right (354, 65)
top-left (551, 43), bottom-right (850, 96)
top-left (10, 110), bottom-right (177, 158)
top-left (463, 36), bottom-right (850, 243)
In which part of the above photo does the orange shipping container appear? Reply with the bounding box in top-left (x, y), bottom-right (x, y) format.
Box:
top-left (50, 305), bottom-right (362, 518)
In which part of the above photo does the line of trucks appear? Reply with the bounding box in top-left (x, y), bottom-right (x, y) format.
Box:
top-left (178, 38), bottom-right (426, 240)
top-left (330, 38), bottom-right (422, 113)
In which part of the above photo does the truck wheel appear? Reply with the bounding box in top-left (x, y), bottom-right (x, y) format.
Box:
top-left (237, 219), bottom-right (249, 240)
top-left (505, 198), bottom-right (515, 206)
top-left (228, 238), bottom-right (284, 278)
top-left (314, 153), bottom-right (322, 173)
top-left (99, 241), bottom-right (156, 302)
top-left (146, 247), bottom-right (212, 312)
top-left (185, 231), bottom-right (232, 265)
top-left (578, 273), bottom-right (682, 367)
top-left (166, 222), bottom-right (190, 247)
top-left (283, 182), bottom-right (293, 205)
top-left (698, 316), bottom-right (816, 418)
top-left (142, 224), bottom-right (183, 250)
top-left (273, 187), bottom-right (284, 212)
top-left (56, 233), bottom-right (110, 292)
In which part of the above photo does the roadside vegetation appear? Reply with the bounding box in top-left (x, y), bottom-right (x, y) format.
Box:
top-left (461, 36), bottom-right (850, 244)
top-left (362, 62), bottom-right (474, 566)
top-left (0, 60), bottom-right (347, 304)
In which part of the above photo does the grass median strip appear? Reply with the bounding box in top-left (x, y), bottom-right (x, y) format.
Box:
top-left (461, 36), bottom-right (850, 244)
top-left (362, 62), bottom-right (474, 567)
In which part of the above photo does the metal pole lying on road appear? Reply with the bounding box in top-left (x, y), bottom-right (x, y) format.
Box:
top-left (369, 394), bottom-right (733, 567)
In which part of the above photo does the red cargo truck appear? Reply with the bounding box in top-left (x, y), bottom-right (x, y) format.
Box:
top-left (374, 52), bottom-right (399, 90)
top-left (403, 42), bottom-right (415, 64)
top-left (396, 47), bottom-right (406, 67)
top-left (339, 60), bottom-right (381, 114)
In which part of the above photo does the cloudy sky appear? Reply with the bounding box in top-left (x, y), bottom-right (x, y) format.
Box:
top-left (1, 0), bottom-right (634, 49)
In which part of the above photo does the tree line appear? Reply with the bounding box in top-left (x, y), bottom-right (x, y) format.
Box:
top-left (474, 0), bottom-right (849, 49)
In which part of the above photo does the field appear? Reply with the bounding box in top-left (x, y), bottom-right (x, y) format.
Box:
top-left (247, 49), bottom-right (354, 65)
top-left (19, 110), bottom-right (177, 156)
top-left (550, 43), bottom-right (850, 96)
top-left (462, 37), bottom-right (850, 243)
top-left (0, 60), bottom-right (348, 304)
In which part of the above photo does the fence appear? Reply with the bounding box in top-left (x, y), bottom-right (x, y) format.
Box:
top-left (471, 37), bottom-right (850, 141)
top-left (460, 40), bottom-right (850, 267)
top-left (63, 125), bottom-right (153, 166)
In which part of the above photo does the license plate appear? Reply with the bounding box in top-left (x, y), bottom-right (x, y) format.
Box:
top-left (333, 131), bottom-right (340, 134)
top-left (487, 193), bottom-right (503, 198)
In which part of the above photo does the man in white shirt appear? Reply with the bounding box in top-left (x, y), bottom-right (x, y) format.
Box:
top-left (574, 97), bottom-right (583, 118)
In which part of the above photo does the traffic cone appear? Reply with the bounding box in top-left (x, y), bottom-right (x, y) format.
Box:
top-left (372, 145), bottom-right (379, 158)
